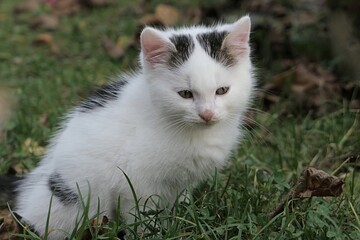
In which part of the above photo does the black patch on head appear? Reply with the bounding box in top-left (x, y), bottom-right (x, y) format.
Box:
top-left (196, 31), bottom-right (236, 67)
top-left (79, 80), bottom-right (127, 112)
top-left (169, 34), bottom-right (195, 68)
top-left (49, 172), bottom-right (78, 205)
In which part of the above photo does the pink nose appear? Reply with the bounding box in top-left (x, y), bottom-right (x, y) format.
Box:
top-left (199, 110), bottom-right (214, 123)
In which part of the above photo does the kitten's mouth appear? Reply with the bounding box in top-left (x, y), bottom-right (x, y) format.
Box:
top-left (183, 117), bottom-right (219, 127)
top-left (194, 119), bottom-right (218, 127)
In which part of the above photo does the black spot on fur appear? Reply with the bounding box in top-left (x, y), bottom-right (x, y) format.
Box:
top-left (196, 31), bottom-right (235, 67)
top-left (12, 212), bottom-right (40, 236)
top-left (49, 172), bottom-right (78, 205)
top-left (0, 175), bottom-right (22, 206)
top-left (117, 230), bottom-right (126, 240)
top-left (79, 80), bottom-right (127, 112)
top-left (169, 34), bottom-right (195, 68)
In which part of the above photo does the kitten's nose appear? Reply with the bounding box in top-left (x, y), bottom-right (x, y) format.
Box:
top-left (199, 110), bottom-right (214, 123)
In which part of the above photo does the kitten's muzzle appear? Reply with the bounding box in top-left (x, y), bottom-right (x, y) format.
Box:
top-left (199, 110), bottom-right (214, 123)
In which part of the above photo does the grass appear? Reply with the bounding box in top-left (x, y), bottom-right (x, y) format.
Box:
top-left (0, 0), bottom-right (359, 239)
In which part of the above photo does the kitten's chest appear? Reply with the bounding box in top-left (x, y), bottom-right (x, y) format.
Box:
top-left (152, 128), bottom-right (238, 182)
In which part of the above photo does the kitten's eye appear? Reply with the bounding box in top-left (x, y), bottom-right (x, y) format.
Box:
top-left (178, 90), bottom-right (193, 99)
top-left (216, 87), bottom-right (230, 95)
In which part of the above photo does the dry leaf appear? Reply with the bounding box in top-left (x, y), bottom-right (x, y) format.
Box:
top-left (117, 35), bottom-right (134, 50)
top-left (349, 99), bottom-right (360, 109)
top-left (38, 112), bottom-right (49, 126)
top-left (139, 14), bottom-right (162, 26)
top-left (270, 4), bottom-right (287, 17)
top-left (263, 68), bottom-right (294, 91)
top-left (293, 167), bottom-right (344, 198)
top-left (184, 7), bottom-right (202, 24)
top-left (0, 88), bottom-right (14, 144)
top-left (102, 36), bottom-right (125, 59)
top-left (51, 0), bottom-right (82, 16)
top-left (30, 15), bottom-right (59, 31)
top-left (92, 215), bottom-right (109, 227)
top-left (262, 62), bottom-right (341, 115)
top-left (22, 138), bottom-right (45, 156)
top-left (292, 64), bottom-right (322, 93)
top-left (270, 167), bottom-right (344, 218)
top-left (13, 0), bottom-right (40, 13)
top-left (264, 93), bottom-right (280, 104)
top-left (155, 4), bottom-right (180, 26)
top-left (33, 33), bottom-right (53, 45)
top-left (10, 163), bottom-right (29, 175)
top-left (82, 216), bottom-right (109, 239)
top-left (0, 209), bottom-right (21, 240)
top-left (33, 33), bottom-right (60, 54)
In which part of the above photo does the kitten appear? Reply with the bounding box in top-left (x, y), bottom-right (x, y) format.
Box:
top-left (11, 16), bottom-right (254, 238)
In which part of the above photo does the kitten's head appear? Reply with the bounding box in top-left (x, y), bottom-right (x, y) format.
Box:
top-left (140, 16), bottom-right (254, 129)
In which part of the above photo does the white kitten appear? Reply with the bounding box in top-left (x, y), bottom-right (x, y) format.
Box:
top-left (15, 16), bottom-right (254, 238)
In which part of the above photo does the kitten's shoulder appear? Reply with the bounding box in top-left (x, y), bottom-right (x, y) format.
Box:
top-left (78, 73), bottom-right (136, 113)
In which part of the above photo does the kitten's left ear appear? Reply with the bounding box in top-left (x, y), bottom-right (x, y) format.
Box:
top-left (140, 27), bottom-right (176, 67)
top-left (222, 16), bottom-right (251, 57)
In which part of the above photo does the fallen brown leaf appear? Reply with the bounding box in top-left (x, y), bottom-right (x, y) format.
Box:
top-left (102, 36), bottom-right (125, 59)
top-left (328, 11), bottom-right (360, 81)
top-left (117, 35), bottom-right (135, 50)
top-left (270, 167), bottom-right (344, 218)
top-left (30, 15), bottom-right (59, 31)
top-left (82, 216), bottom-right (109, 239)
top-left (0, 209), bottom-right (21, 240)
top-left (13, 0), bottom-right (40, 13)
top-left (291, 63), bottom-right (323, 93)
top-left (184, 7), bottom-right (202, 24)
top-left (33, 33), bottom-right (53, 44)
top-left (50, 0), bottom-right (82, 16)
top-left (265, 63), bottom-right (333, 95)
top-left (294, 167), bottom-right (344, 198)
top-left (262, 62), bottom-right (341, 115)
top-left (155, 4), bottom-right (180, 26)
top-left (22, 138), bottom-right (45, 157)
top-left (38, 112), bottom-right (49, 126)
top-left (32, 33), bottom-right (60, 54)
top-left (139, 14), bottom-right (163, 26)
top-left (9, 163), bottom-right (29, 175)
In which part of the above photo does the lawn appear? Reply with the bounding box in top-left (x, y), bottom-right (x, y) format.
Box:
top-left (0, 0), bottom-right (359, 239)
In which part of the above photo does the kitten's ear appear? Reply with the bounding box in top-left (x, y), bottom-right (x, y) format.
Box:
top-left (222, 16), bottom-right (251, 57)
top-left (141, 27), bottom-right (176, 67)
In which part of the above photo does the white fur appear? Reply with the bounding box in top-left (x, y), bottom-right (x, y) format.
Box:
top-left (15, 16), bottom-right (254, 238)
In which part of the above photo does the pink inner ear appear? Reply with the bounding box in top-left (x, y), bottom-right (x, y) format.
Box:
top-left (141, 28), bottom-right (175, 66)
top-left (144, 42), bottom-right (169, 64)
top-left (223, 16), bottom-right (251, 57)
top-left (234, 32), bottom-right (249, 43)
top-left (224, 34), bottom-right (249, 57)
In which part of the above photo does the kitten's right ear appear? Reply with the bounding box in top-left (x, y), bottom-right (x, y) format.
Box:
top-left (140, 27), bottom-right (176, 67)
top-left (222, 16), bottom-right (251, 58)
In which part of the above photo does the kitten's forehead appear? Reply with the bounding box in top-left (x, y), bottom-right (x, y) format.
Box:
top-left (166, 26), bottom-right (233, 69)
top-left (163, 23), bottom-right (231, 36)
top-left (141, 17), bottom-right (251, 70)
top-left (168, 34), bottom-right (195, 68)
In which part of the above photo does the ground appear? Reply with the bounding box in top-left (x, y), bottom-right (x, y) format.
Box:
top-left (0, 0), bottom-right (359, 239)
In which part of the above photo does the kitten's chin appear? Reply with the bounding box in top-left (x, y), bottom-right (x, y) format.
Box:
top-left (190, 119), bottom-right (219, 128)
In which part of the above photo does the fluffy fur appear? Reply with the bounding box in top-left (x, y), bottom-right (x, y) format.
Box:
top-left (14, 16), bottom-right (254, 238)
